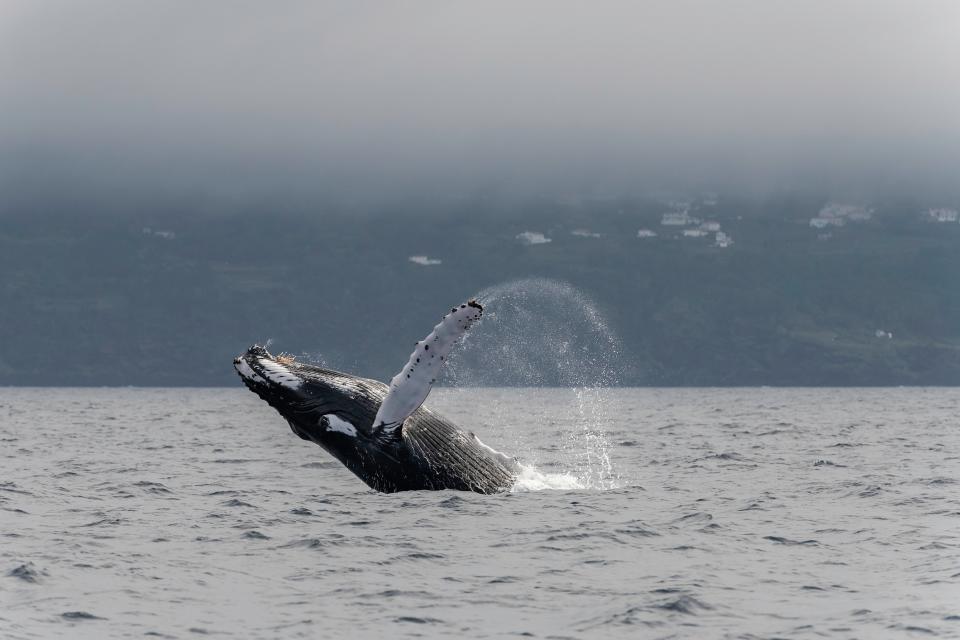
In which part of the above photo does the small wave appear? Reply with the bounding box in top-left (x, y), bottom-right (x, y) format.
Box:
top-left (0, 482), bottom-right (32, 495)
top-left (699, 452), bottom-right (748, 462)
top-left (134, 481), bottom-right (173, 494)
top-left (656, 595), bottom-right (713, 614)
top-left (395, 616), bottom-right (443, 624)
top-left (814, 459), bottom-right (846, 467)
top-left (61, 611), bottom-right (105, 620)
top-left (281, 534), bottom-right (347, 549)
top-left (300, 461), bottom-right (336, 469)
top-left (672, 512), bottom-right (713, 525)
top-left (80, 518), bottom-right (122, 527)
top-left (8, 562), bottom-right (45, 583)
top-left (242, 530), bottom-right (270, 540)
top-left (763, 535), bottom-right (818, 546)
top-left (615, 524), bottom-right (660, 538)
top-left (223, 499), bottom-right (255, 508)
top-left (378, 552), bottom-right (447, 565)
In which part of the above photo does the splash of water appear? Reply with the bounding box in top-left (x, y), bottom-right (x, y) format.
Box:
top-left (510, 464), bottom-right (585, 492)
top-left (446, 278), bottom-right (624, 491)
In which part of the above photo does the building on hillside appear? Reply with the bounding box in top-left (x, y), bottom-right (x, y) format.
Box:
top-left (661, 211), bottom-right (694, 226)
top-left (810, 202), bottom-right (873, 228)
top-left (714, 231), bottom-right (734, 248)
top-left (516, 231), bottom-right (551, 245)
top-left (925, 208), bottom-right (959, 223)
top-left (571, 229), bottom-right (602, 238)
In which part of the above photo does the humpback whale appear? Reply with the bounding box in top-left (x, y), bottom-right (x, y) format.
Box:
top-left (234, 300), bottom-right (519, 493)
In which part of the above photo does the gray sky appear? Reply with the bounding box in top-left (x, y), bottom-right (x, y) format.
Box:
top-left (2, 0), bottom-right (959, 201)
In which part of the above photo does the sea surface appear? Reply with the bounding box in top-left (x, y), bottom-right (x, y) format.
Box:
top-left (1, 387), bottom-right (958, 639)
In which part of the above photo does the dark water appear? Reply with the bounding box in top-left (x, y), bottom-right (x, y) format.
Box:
top-left (1, 387), bottom-right (958, 639)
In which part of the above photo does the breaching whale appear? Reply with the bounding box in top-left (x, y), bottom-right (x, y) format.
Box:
top-left (234, 300), bottom-right (519, 493)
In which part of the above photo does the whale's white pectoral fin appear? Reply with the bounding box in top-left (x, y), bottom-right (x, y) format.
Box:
top-left (373, 300), bottom-right (482, 434)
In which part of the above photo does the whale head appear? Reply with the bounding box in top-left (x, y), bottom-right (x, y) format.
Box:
top-left (233, 345), bottom-right (385, 449)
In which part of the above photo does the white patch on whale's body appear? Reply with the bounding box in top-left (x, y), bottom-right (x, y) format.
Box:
top-left (323, 414), bottom-right (357, 437)
top-left (373, 301), bottom-right (483, 432)
top-left (258, 358), bottom-right (302, 390)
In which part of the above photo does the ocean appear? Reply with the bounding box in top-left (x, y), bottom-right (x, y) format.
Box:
top-left (1, 387), bottom-right (958, 639)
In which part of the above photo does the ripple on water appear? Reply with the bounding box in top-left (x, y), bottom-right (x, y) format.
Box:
top-left (242, 530), bottom-right (270, 540)
top-left (223, 499), bottom-right (256, 508)
top-left (656, 595), bottom-right (713, 615)
top-left (814, 459), bottom-right (846, 467)
top-left (61, 611), bottom-right (105, 620)
top-left (133, 481), bottom-right (172, 494)
top-left (671, 512), bottom-right (713, 526)
top-left (7, 562), bottom-right (46, 583)
top-left (395, 616), bottom-right (443, 624)
top-left (281, 535), bottom-right (348, 549)
top-left (0, 482), bottom-right (33, 495)
top-left (614, 523), bottom-right (659, 538)
top-left (80, 518), bottom-right (123, 527)
top-left (763, 536), bottom-right (819, 546)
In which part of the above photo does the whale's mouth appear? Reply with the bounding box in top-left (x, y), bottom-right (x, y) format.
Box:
top-left (234, 345), bottom-right (303, 392)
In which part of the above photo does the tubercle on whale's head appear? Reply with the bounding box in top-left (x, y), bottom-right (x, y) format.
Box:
top-left (233, 345), bottom-right (371, 445)
top-left (233, 345), bottom-right (302, 393)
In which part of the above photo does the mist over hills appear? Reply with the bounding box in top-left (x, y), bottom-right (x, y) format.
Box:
top-left (2, 192), bottom-right (958, 386)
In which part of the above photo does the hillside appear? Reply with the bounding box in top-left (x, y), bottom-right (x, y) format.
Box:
top-left (1, 193), bottom-right (958, 386)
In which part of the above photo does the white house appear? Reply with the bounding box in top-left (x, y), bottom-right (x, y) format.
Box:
top-left (636, 229), bottom-right (657, 238)
top-left (811, 202), bottom-right (872, 228)
top-left (683, 229), bottom-right (709, 238)
top-left (571, 229), bottom-right (601, 238)
top-left (142, 227), bottom-right (176, 239)
top-left (714, 231), bottom-right (734, 248)
top-left (408, 255), bottom-right (442, 266)
top-left (661, 211), bottom-right (692, 226)
top-left (516, 231), bottom-right (551, 245)
top-left (810, 217), bottom-right (844, 229)
top-left (926, 208), bottom-right (959, 223)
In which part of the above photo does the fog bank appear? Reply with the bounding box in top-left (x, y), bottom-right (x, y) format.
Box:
top-left (2, 1), bottom-right (959, 203)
